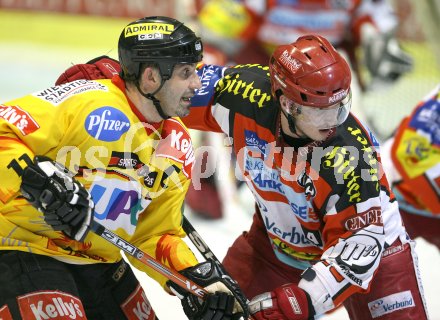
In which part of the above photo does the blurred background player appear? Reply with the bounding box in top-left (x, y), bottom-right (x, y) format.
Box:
top-left (196, 0), bottom-right (412, 90)
top-left (381, 83), bottom-right (440, 251)
top-left (185, 0), bottom-right (414, 220)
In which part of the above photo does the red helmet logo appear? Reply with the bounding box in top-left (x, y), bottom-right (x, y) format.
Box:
top-left (269, 34), bottom-right (351, 108)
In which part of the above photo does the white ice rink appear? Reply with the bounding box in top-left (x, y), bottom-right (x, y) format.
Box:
top-left (1, 35), bottom-right (439, 320)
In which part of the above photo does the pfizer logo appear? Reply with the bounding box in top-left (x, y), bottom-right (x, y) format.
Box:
top-left (85, 107), bottom-right (130, 141)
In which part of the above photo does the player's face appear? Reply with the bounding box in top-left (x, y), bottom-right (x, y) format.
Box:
top-left (158, 64), bottom-right (201, 118)
top-left (281, 93), bottom-right (351, 141)
top-left (294, 119), bottom-right (335, 141)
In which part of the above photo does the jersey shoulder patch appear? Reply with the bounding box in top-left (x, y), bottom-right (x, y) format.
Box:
top-left (156, 118), bottom-right (195, 177)
top-left (32, 80), bottom-right (109, 106)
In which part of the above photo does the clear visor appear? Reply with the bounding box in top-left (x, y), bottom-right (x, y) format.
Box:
top-left (288, 91), bottom-right (352, 130)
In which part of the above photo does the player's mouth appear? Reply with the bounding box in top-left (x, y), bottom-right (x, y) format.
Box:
top-left (318, 128), bottom-right (336, 140)
top-left (181, 96), bottom-right (192, 105)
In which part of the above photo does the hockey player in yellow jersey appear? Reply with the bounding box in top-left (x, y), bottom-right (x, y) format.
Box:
top-left (0, 16), bottom-right (248, 320)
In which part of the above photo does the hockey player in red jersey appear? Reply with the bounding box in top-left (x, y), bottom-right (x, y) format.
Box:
top-left (187, 0), bottom-right (414, 220)
top-left (53, 34), bottom-right (428, 319)
top-left (185, 34), bottom-right (427, 320)
top-left (381, 83), bottom-right (440, 250)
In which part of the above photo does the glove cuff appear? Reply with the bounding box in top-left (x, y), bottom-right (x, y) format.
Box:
top-left (275, 284), bottom-right (313, 319)
top-left (88, 55), bottom-right (120, 79)
top-left (55, 55), bottom-right (120, 86)
top-left (299, 267), bottom-right (335, 316)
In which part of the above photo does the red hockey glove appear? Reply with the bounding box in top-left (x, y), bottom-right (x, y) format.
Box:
top-left (55, 55), bottom-right (121, 85)
top-left (248, 284), bottom-right (315, 320)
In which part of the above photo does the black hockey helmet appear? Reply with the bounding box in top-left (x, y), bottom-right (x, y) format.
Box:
top-left (118, 16), bottom-right (203, 81)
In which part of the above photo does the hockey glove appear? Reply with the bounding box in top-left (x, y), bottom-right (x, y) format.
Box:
top-left (55, 55), bottom-right (120, 85)
top-left (248, 283), bottom-right (315, 320)
top-left (362, 26), bottom-right (413, 86)
top-left (167, 259), bottom-right (250, 320)
top-left (20, 156), bottom-right (94, 242)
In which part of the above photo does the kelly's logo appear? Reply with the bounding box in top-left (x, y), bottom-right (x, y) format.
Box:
top-left (244, 130), bottom-right (267, 154)
top-left (155, 119), bottom-right (195, 178)
top-left (17, 291), bottom-right (86, 320)
top-left (121, 285), bottom-right (155, 320)
top-left (0, 105), bottom-right (40, 136)
top-left (280, 50), bottom-right (302, 73)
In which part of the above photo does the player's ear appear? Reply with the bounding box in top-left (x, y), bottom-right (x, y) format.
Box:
top-left (140, 66), bottom-right (161, 90)
top-left (279, 94), bottom-right (287, 108)
top-left (279, 95), bottom-right (295, 114)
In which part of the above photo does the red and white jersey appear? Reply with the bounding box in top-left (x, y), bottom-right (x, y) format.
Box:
top-left (185, 63), bottom-right (407, 308)
top-left (381, 84), bottom-right (440, 216)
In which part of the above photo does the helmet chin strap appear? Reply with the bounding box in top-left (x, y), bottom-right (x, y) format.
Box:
top-left (136, 80), bottom-right (170, 120)
top-left (280, 106), bottom-right (309, 139)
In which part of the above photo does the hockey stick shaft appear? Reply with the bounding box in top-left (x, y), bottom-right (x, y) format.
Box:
top-left (183, 216), bottom-right (254, 320)
top-left (90, 220), bottom-right (208, 299)
top-left (182, 216), bottom-right (220, 263)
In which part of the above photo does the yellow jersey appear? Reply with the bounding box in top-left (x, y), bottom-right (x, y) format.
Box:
top-left (0, 76), bottom-right (198, 288)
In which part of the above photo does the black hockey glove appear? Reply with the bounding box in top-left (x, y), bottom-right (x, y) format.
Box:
top-left (167, 259), bottom-right (250, 320)
top-left (20, 156), bottom-right (94, 242)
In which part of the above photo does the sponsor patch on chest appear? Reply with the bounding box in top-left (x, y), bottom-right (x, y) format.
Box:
top-left (85, 106), bottom-right (130, 141)
top-left (156, 119), bottom-right (195, 177)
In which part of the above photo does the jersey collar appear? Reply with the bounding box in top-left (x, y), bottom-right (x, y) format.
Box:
top-left (111, 75), bottom-right (162, 132)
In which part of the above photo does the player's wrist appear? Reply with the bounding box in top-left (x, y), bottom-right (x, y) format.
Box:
top-left (299, 267), bottom-right (335, 316)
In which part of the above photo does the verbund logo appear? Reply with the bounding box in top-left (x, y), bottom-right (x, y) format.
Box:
top-left (85, 107), bottom-right (130, 141)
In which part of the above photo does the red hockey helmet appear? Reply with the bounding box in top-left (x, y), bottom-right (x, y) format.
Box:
top-left (269, 34), bottom-right (351, 108)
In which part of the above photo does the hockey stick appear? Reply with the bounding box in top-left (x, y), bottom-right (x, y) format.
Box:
top-left (182, 215), bottom-right (220, 263)
top-left (183, 216), bottom-right (254, 320)
top-left (90, 220), bottom-right (208, 299)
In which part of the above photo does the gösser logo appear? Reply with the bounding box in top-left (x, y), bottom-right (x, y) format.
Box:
top-left (85, 107), bottom-right (130, 141)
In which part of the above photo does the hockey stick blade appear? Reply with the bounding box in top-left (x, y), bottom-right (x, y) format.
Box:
top-left (90, 220), bottom-right (208, 299)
